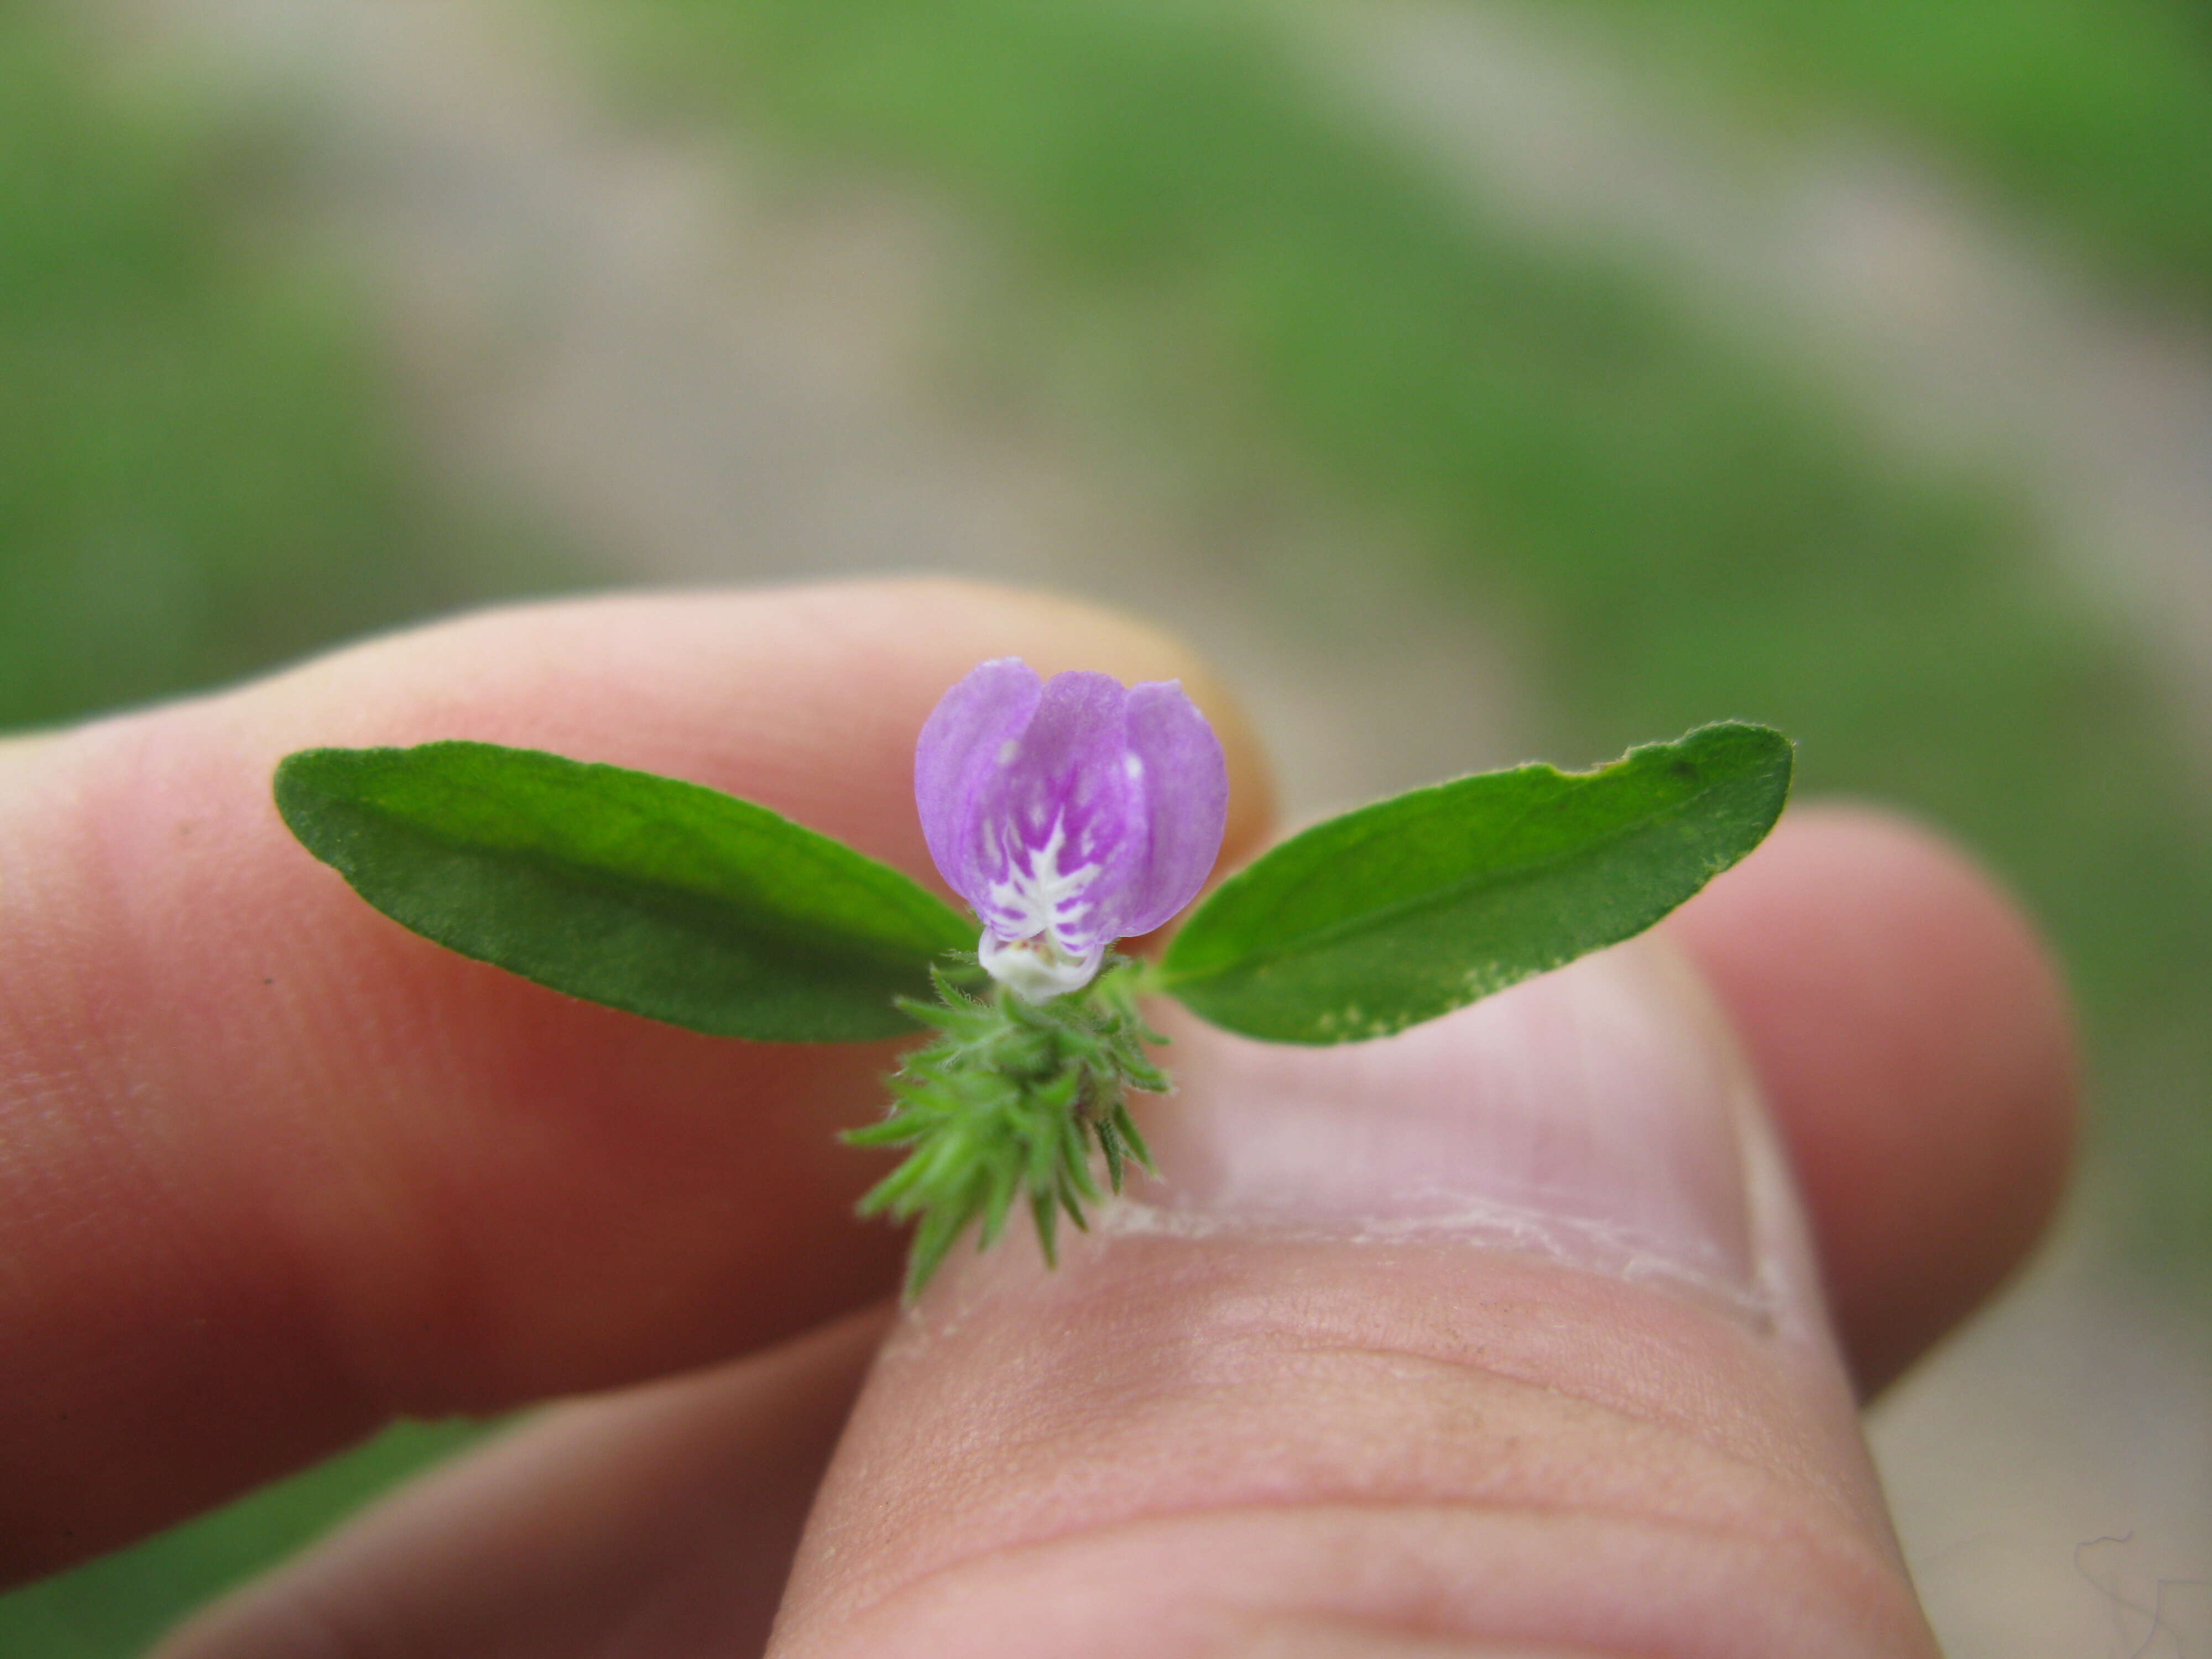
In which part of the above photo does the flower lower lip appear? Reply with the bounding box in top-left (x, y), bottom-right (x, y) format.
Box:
top-left (979, 928), bottom-right (1106, 1002)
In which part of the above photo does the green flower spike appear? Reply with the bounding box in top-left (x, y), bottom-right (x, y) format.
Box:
top-left (845, 961), bottom-right (1168, 1300)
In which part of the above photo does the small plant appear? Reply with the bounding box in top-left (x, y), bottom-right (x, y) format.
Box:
top-left (275, 659), bottom-right (1791, 1297)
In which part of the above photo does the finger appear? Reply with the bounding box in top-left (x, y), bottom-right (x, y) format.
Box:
top-left (0, 580), bottom-right (1271, 1580)
top-left (1662, 805), bottom-right (2077, 1392)
top-left (769, 816), bottom-right (2075, 1658)
top-left (158, 811), bottom-right (2073, 1656)
top-left (154, 1307), bottom-right (888, 1659)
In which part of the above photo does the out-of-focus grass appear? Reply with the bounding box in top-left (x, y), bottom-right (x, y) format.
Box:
top-left (0, 17), bottom-right (555, 733)
top-left (0, 13), bottom-right (546, 1652)
top-left (606, 0), bottom-right (2212, 1255)
top-left (0, 1424), bottom-right (487, 1659)
top-left (1537, 0), bottom-right (2212, 299)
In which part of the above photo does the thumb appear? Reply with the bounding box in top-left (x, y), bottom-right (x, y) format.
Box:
top-left (771, 936), bottom-right (1936, 1658)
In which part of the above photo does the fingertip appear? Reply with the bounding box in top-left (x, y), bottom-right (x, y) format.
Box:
top-left (1665, 802), bottom-right (2078, 1392)
top-left (772, 941), bottom-right (1937, 1659)
top-left (226, 578), bottom-right (1275, 881)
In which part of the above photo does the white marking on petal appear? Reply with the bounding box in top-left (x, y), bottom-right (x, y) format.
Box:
top-left (982, 813), bottom-right (1103, 945)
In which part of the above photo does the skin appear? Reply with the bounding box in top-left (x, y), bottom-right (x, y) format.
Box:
top-left (0, 581), bottom-right (2073, 1656)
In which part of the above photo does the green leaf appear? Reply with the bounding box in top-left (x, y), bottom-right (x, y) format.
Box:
top-left (1156, 723), bottom-right (1792, 1044)
top-left (274, 741), bottom-right (974, 1042)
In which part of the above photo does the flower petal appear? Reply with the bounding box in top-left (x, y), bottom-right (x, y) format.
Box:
top-left (967, 671), bottom-right (1141, 954)
top-left (914, 657), bottom-right (1041, 911)
top-left (916, 661), bottom-right (1227, 987)
top-left (1107, 679), bottom-right (1229, 938)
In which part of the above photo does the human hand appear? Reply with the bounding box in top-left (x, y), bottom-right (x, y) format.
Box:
top-left (0, 582), bottom-right (2073, 1657)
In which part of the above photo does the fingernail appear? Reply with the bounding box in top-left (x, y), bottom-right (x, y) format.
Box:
top-left (1127, 937), bottom-right (1792, 1314)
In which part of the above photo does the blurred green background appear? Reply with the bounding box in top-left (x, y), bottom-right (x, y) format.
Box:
top-left (2, 0), bottom-right (2206, 1651)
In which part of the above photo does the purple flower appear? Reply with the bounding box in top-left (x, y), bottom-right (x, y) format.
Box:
top-left (916, 659), bottom-right (1229, 1001)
